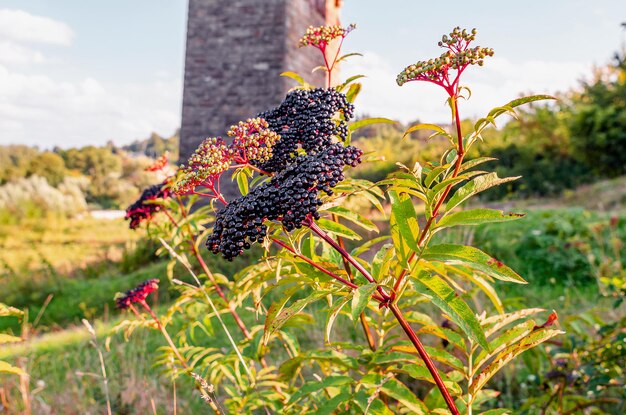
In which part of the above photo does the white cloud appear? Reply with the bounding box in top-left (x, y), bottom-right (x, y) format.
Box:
top-left (0, 64), bottom-right (182, 148)
top-left (342, 53), bottom-right (590, 124)
top-left (0, 41), bottom-right (45, 65)
top-left (0, 9), bottom-right (73, 46)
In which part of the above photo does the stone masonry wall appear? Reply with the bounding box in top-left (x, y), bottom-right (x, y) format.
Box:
top-left (180, 0), bottom-right (340, 162)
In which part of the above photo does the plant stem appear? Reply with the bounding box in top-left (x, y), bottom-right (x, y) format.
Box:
top-left (330, 213), bottom-right (377, 350)
top-left (389, 303), bottom-right (460, 415)
top-left (272, 238), bottom-right (385, 303)
top-left (308, 221), bottom-right (392, 303)
top-left (393, 94), bottom-right (466, 295)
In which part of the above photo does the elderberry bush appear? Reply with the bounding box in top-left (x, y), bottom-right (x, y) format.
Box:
top-left (207, 143), bottom-right (362, 260)
top-left (254, 88), bottom-right (354, 173)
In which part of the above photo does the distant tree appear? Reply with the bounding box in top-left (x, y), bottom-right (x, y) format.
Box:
top-left (28, 152), bottom-right (66, 186)
top-left (0, 145), bottom-right (40, 184)
top-left (569, 52), bottom-right (626, 177)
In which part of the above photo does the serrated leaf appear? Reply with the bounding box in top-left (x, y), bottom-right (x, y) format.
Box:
top-left (403, 123), bottom-right (450, 139)
top-left (469, 328), bottom-right (563, 395)
top-left (473, 320), bottom-right (536, 373)
top-left (325, 295), bottom-right (351, 344)
top-left (446, 173), bottom-right (520, 212)
top-left (0, 360), bottom-right (25, 376)
top-left (316, 217), bottom-right (361, 240)
top-left (435, 209), bottom-right (525, 231)
top-left (349, 117), bottom-right (396, 132)
top-left (422, 244), bottom-right (526, 284)
top-left (351, 283), bottom-right (376, 323)
top-left (388, 190), bottom-right (419, 252)
top-left (481, 308), bottom-right (545, 337)
top-left (380, 378), bottom-right (428, 414)
top-left (411, 269), bottom-right (489, 350)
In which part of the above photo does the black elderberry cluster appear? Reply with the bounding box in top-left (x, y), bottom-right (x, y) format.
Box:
top-left (254, 88), bottom-right (354, 173)
top-left (207, 143), bottom-right (362, 260)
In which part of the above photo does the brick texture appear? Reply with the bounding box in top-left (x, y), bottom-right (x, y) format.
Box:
top-left (180, 0), bottom-right (341, 163)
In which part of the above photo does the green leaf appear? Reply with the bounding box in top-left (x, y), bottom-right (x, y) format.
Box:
top-left (411, 269), bottom-right (489, 349)
top-left (325, 295), bottom-right (351, 344)
top-left (436, 209), bottom-right (525, 231)
top-left (287, 375), bottom-right (354, 404)
top-left (316, 390), bottom-right (353, 415)
top-left (324, 206), bottom-right (378, 232)
top-left (316, 218), bottom-right (361, 240)
top-left (236, 170), bottom-right (249, 196)
top-left (336, 52), bottom-right (363, 63)
top-left (422, 244), bottom-right (526, 284)
top-left (401, 364), bottom-right (463, 395)
top-left (280, 71), bottom-right (307, 86)
top-left (0, 333), bottom-right (22, 344)
top-left (473, 320), bottom-right (536, 373)
top-left (458, 157), bottom-right (497, 174)
top-left (403, 123), bottom-right (450, 139)
top-left (263, 291), bottom-right (329, 344)
top-left (505, 94), bottom-right (556, 109)
top-left (351, 283), bottom-right (377, 323)
top-left (345, 82), bottom-right (362, 103)
top-left (349, 117), bottom-right (396, 132)
top-left (380, 378), bottom-right (428, 414)
top-left (388, 190), bottom-right (420, 252)
top-left (469, 328), bottom-right (563, 395)
top-left (390, 211), bottom-right (410, 266)
top-left (337, 74), bottom-right (366, 92)
top-left (445, 173), bottom-right (520, 212)
top-left (0, 360), bottom-right (25, 376)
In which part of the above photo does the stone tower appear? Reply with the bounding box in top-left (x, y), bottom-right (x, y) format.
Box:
top-left (180, 0), bottom-right (342, 161)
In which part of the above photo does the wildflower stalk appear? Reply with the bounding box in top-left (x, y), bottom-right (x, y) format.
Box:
top-left (82, 319), bottom-right (112, 415)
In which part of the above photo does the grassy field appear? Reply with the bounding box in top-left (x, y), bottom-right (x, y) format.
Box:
top-left (1, 180), bottom-right (624, 413)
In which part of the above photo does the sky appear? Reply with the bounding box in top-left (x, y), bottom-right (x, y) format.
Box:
top-left (0, 0), bottom-right (624, 148)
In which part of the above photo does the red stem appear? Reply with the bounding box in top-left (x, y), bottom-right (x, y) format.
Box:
top-left (393, 93), bottom-right (466, 295)
top-left (390, 303), bottom-right (460, 415)
top-left (308, 221), bottom-right (392, 303)
top-left (272, 238), bottom-right (385, 303)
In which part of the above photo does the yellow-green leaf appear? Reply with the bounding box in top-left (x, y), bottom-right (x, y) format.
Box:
top-left (422, 244), bottom-right (526, 284)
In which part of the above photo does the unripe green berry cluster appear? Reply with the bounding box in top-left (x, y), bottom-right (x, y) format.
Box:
top-left (228, 118), bottom-right (280, 164)
top-left (173, 137), bottom-right (232, 194)
top-left (396, 27), bottom-right (493, 87)
top-left (299, 23), bottom-right (356, 49)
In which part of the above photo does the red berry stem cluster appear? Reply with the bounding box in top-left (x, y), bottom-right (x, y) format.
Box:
top-left (299, 24), bottom-right (356, 87)
top-left (396, 27), bottom-right (493, 98)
